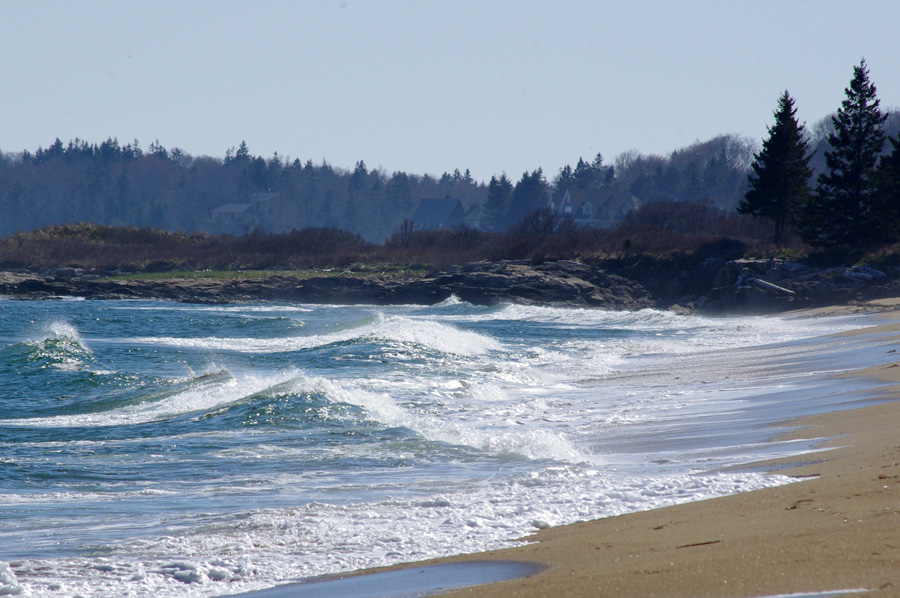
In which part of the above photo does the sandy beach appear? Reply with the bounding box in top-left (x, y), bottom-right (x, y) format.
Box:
top-left (421, 307), bottom-right (900, 598)
top-left (270, 303), bottom-right (900, 598)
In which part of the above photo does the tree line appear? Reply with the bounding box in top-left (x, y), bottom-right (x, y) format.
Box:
top-left (2, 60), bottom-right (897, 248)
top-left (1, 137), bottom-right (762, 243)
top-left (739, 59), bottom-right (900, 249)
top-left (0, 140), bottom-right (485, 242)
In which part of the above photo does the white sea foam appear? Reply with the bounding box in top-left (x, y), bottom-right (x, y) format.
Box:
top-left (114, 303), bottom-right (314, 313)
top-left (4, 302), bottom-right (895, 598)
top-left (3, 467), bottom-right (792, 598)
top-left (480, 304), bottom-right (867, 349)
top-left (3, 369), bottom-right (298, 428)
top-left (302, 374), bottom-right (587, 462)
top-left (23, 320), bottom-right (95, 371)
top-left (42, 320), bottom-right (89, 343)
top-left (0, 561), bottom-right (24, 596)
top-left (434, 294), bottom-right (463, 306)
top-left (124, 312), bottom-right (503, 356)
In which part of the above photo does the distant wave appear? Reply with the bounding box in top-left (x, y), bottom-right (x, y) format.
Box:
top-left (123, 313), bottom-right (504, 357)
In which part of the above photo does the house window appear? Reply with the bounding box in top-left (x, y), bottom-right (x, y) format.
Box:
top-left (582, 203), bottom-right (592, 216)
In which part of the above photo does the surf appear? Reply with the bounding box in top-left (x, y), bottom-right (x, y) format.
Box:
top-left (0, 298), bottom-right (892, 598)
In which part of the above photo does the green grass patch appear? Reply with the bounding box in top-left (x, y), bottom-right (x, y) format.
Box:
top-left (111, 265), bottom-right (428, 281)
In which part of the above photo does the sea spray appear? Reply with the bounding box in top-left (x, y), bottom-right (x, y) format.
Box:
top-left (0, 299), bottom-right (891, 597)
top-left (0, 561), bottom-right (24, 596)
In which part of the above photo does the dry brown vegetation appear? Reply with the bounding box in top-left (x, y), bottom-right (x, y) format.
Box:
top-left (0, 201), bottom-right (787, 274)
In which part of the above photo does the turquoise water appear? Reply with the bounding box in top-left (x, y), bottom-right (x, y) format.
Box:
top-left (0, 298), bottom-right (891, 596)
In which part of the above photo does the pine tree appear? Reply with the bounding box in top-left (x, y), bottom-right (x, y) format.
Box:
top-left (738, 91), bottom-right (812, 246)
top-left (484, 174), bottom-right (513, 231)
top-left (572, 158), bottom-right (596, 189)
top-left (804, 59), bottom-right (887, 246)
top-left (553, 164), bottom-right (573, 193)
top-left (872, 134), bottom-right (900, 242)
top-left (509, 169), bottom-right (547, 225)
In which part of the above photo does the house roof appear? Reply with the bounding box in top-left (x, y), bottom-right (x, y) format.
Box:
top-left (552, 189), bottom-right (636, 210)
top-left (249, 192), bottom-right (280, 204)
top-left (547, 188), bottom-right (637, 226)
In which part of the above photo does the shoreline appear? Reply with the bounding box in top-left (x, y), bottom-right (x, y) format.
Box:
top-left (417, 311), bottom-right (900, 597)
top-left (6, 258), bottom-right (900, 315)
top-left (238, 304), bottom-right (900, 598)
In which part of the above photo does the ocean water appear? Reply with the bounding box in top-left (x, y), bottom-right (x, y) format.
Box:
top-left (0, 298), bottom-right (894, 597)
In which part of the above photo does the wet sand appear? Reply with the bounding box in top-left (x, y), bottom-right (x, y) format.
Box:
top-left (236, 304), bottom-right (900, 598)
top-left (424, 308), bottom-right (900, 598)
top-left (227, 562), bottom-right (544, 598)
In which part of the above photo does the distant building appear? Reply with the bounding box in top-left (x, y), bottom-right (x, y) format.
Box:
top-left (210, 192), bottom-right (297, 234)
top-left (464, 203), bottom-right (485, 230)
top-left (249, 192), bottom-right (298, 233)
top-left (547, 188), bottom-right (637, 228)
top-left (410, 197), bottom-right (467, 230)
top-left (210, 202), bottom-right (255, 234)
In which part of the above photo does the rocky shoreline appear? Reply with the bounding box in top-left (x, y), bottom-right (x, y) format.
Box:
top-left (3, 258), bottom-right (900, 314)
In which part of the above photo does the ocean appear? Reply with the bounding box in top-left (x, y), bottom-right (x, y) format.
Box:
top-left (0, 298), bottom-right (893, 597)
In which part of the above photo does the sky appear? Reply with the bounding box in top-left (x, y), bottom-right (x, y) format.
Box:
top-left (2, 0), bottom-right (899, 183)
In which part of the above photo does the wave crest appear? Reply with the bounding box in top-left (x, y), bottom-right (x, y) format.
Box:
top-left (126, 313), bottom-right (503, 357)
top-left (24, 320), bottom-right (94, 372)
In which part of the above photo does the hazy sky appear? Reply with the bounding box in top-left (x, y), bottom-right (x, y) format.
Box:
top-left (2, 0), bottom-right (899, 182)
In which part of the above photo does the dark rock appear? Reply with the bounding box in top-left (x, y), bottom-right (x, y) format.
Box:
top-left (3, 258), bottom-right (900, 314)
top-left (54, 267), bottom-right (82, 280)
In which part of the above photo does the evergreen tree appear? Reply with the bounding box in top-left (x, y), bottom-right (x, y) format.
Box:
top-left (590, 152), bottom-right (615, 187)
top-left (572, 158), bottom-right (595, 189)
top-left (351, 160), bottom-right (368, 187)
top-left (738, 91), bottom-right (812, 245)
top-left (148, 139), bottom-right (169, 160)
top-left (509, 169), bottom-right (548, 225)
top-left (484, 173), bottom-right (513, 231)
top-left (235, 141), bottom-right (250, 161)
top-left (553, 164), bottom-right (573, 193)
top-left (872, 134), bottom-right (900, 241)
top-left (385, 171), bottom-right (414, 221)
top-left (98, 138), bottom-right (122, 163)
top-left (594, 152), bottom-right (615, 186)
top-left (804, 59), bottom-right (887, 246)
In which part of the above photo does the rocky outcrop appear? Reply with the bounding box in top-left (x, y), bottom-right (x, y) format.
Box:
top-left (394, 261), bottom-right (653, 309)
top-left (3, 259), bottom-right (899, 314)
top-left (0, 261), bottom-right (656, 310)
top-left (693, 259), bottom-right (900, 313)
